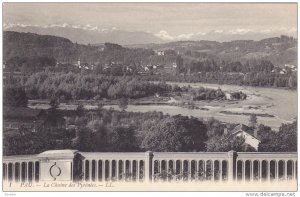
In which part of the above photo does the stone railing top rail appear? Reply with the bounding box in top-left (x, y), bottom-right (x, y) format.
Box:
top-left (236, 152), bottom-right (297, 159)
top-left (3, 150), bottom-right (298, 162)
top-left (3, 154), bottom-right (39, 162)
top-left (79, 152), bottom-right (147, 159)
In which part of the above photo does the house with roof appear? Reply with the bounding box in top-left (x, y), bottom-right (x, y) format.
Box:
top-left (227, 124), bottom-right (260, 151)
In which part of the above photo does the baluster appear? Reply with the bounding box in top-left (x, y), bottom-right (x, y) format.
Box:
top-left (203, 161), bottom-right (206, 180)
top-left (5, 163), bottom-right (8, 181)
top-left (250, 160), bottom-right (254, 181)
top-left (267, 161), bottom-right (270, 182)
top-left (235, 160), bottom-right (238, 182)
top-left (136, 160), bottom-right (139, 182)
top-left (102, 160), bottom-right (106, 182)
top-left (242, 161), bottom-right (245, 182)
top-left (276, 160), bottom-right (279, 181)
top-left (152, 160), bottom-right (155, 181)
top-left (188, 160), bottom-right (192, 181)
top-left (195, 160), bottom-right (199, 181)
top-left (19, 162), bottom-right (22, 182)
top-left (109, 160), bottom-right (113, 181)
top-left (173, 160), bottom-right (176, 180)
top-left (82, 160), bottom-right (85, 181)
top-left (181, 160), bottom-right (184, 181)
top-left (32, 162), bottom-right (35, 182)
top-left (95, 160), bottom-right (98, 182)
top-left (165, 159), bottom-right (169, 181)
top-left (89, 160), bottom-right (92, 181)
top-left (259, 160), bottom-right (262, 182)
top-left (123, 160), bottom-right (126, 182)
top-left (219, 161), bottom-right (222, 182)
top-left (116, 160), bottom-right (119, 181)
top-left (284, 161), bottom-right (288, 181)
top-left (25, 162), bottom-right (28, 182)
top-left (293, 160), bottom-right (296, 180)
top-left (211, 160), bottom-right (214, 181)
top-left (130, 160), bottom-right (134, 182)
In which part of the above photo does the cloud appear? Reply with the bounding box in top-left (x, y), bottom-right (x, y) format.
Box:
top-left (177, 33), bottom-right (194, 40)
top-left (228, 28), bottom-right (252, 35)
top-left (155, 30), bottom-right (199, 41)
top-left (155, 30), bottom-right (174, 40)
top-left (213, 29), bottom-right (224, 34)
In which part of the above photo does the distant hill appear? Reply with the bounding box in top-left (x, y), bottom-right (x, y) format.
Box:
top-left (3, 31), bottom-right (297, 69)
top-left (4, 25), bottom-right (163, 45)
top-left (127, 36), bottom-right (297, 67)
top-left (3, 31), bottom-right (155, 67)
top-left (3, 31), bottom-right (103, 63)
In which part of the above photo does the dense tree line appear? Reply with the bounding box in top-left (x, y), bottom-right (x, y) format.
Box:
top-left (143, 71), bottom-right (297, 88)
top-left (23, 71), bottom-right (172, 100)
top-left (5, 56), bottom-right (57, 73)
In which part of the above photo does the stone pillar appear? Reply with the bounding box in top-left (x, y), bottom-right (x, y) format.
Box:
top-left (227, 150), bottom-right (237, 182)
top-left (144, 151), bottom-right (153, 182)
top-left (37, 150), bottom-right (78, 182)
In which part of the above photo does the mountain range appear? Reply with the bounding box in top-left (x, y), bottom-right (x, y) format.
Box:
top-left (4, 23), bottom-right (297, 45)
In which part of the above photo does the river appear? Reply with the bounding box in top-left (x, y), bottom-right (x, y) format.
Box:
top-left (29, 82), bottom-right (297, 131)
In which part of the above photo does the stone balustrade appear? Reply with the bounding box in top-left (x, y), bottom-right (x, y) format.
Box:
top-left (3, 150), bottom-right (297, 183)
top-left (3, 154), bottom-right (40, 182)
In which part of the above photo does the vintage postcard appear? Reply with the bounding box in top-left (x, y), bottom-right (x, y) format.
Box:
top-left (2, 2), bottom-right (298, 194)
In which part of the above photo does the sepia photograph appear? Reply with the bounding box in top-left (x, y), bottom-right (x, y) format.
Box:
top-left (1, 2), bottom-right (298, 193)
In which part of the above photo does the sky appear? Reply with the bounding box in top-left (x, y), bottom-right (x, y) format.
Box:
top-left (3, 3), bottom-right (297, 39)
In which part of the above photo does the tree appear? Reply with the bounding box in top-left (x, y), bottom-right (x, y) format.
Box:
top-left (206, 135), bottom-right (249, 152)
top-left (258, 121), bottom-right (297, 152)
top-left (49, 96), bottom-right (60, 109)
top-left (141, 115), bottom-right (207, 152)
top-left (73, 127), bottom-right (93, 151)
top-left (248, 114), bottom-right (257, 128)
top-left (118, 97), bottom-right (128, 111)
top-left (176, 55), bottom-right (184, 74)
top-left (76, 104), bottom-right (85, 115)
top-left (4, 86), bottom-right (28, 107)
top-left (107, 126), bottom-right (138, 152)
top-left (205, 118), bottom-right (225, 137)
